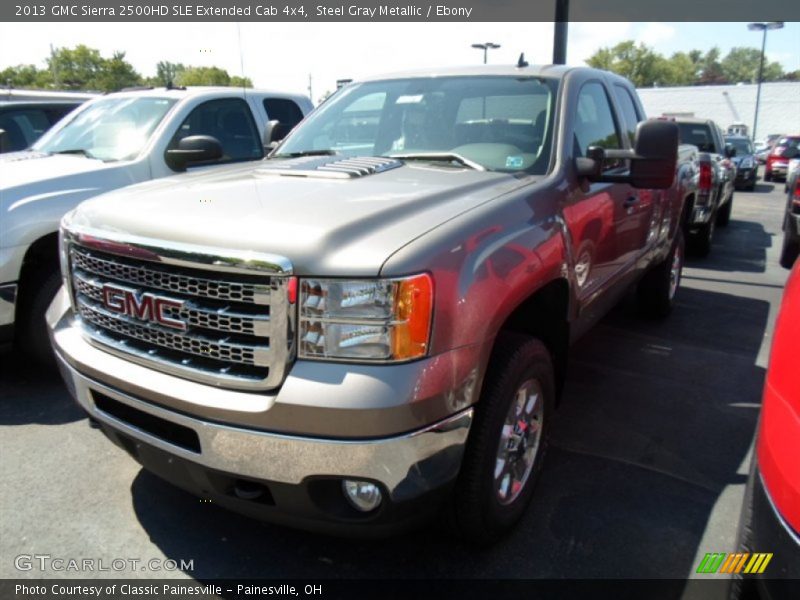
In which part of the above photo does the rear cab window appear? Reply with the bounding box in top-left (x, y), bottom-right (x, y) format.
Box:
top-left (677, 123), bottom-right (716, 153)
top-left (263, 98), bottom-right (304, 129)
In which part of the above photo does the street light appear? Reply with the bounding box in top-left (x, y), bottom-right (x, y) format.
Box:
top-left (747, 21), bottom-right (784, 141)
top-left (472, 42), bottom-right (501, 64)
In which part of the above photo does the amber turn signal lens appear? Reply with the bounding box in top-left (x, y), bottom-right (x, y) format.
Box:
top-left (392, 273), bottom-right (433, 360)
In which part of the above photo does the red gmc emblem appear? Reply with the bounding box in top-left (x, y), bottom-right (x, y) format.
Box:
top-left (101, 283), bottom-right (187, 331)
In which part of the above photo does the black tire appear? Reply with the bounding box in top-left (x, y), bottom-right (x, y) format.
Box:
top-left (728, 459), bottom-right (759, 600)
top-left (764, 172), bottom-right (772, 182)
top-left (15, 269), bottom-right (61, 366)
top-left (637, 229), bottom-right (685, 319)
top-left (780, 233), bottom-right (800, 270)
top-left (690, 217), bottom-right (714, 257)
top-left (449, 332), bottom-right (554, 545)
top-left (717, 193), bottom-right (733, 226)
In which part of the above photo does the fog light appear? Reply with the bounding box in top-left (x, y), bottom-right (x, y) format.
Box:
top-left (342, 480), bottom-right (382, 512)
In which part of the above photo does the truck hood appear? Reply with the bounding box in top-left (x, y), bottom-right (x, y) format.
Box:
top-left (70, 158), bottom-right (530, 276)
top-left (0, 151), bottom-right (142, 238)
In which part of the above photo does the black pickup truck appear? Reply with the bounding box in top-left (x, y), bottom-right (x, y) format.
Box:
top-left (674, 118), bottom-right (737, 255)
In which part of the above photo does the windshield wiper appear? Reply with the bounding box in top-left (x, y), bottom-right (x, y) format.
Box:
top-left (51, 148), bottom-right (99, 159)
top-left (270, 149), bottom-right (338, 159)
top-left (388, 152), bottom-right (485, 171)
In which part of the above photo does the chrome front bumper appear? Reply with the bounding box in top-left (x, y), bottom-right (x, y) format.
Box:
top-left (48, 289), bottom-right (474, 505)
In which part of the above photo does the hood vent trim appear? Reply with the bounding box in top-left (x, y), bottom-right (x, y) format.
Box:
top-left (258, 156), bottom-right (402, 180)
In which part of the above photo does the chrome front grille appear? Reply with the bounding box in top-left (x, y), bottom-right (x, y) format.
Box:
top-left (65, 233), bottom-right (294, 391)
top-left (71, 249), bottom-right (271, 304)
top-left (72, 272), bottom-right (269, 336)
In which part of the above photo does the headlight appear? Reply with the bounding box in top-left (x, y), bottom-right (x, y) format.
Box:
top-left (298, 274), bottom-right (433, 362)
top-left (740, 158), bottom-right (754, 169)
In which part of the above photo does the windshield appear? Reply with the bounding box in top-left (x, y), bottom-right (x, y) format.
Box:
top-left (275, 76), bottom-right (558, 174)
top-left (33, 96), bottom-right (177, 161)
top-left (725, 137), bottom-right (753, 155)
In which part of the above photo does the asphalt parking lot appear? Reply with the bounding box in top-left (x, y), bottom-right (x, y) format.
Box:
top-left (0, 180), bottom-right (791, 585)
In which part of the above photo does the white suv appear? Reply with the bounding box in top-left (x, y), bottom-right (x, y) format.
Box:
top-left (0, 86), bottom-right (312, 361)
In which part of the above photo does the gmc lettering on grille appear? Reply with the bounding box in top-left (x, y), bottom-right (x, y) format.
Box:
top-left (101, 283), bottom-right (187, 331)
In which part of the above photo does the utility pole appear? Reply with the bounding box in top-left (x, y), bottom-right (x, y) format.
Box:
top-left (747, 21), bottom-right (783, 141)
top-left (50, 43), bottom-right (59, 89)
top-left (307, 74), bottom-right (313, 105)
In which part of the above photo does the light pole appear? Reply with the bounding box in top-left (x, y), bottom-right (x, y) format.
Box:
top-left (747, 21), bottom-right (783, 141)
top-left (471, 42), bottom-right (501, 64)
top-left (553, 0), bottom-right (569, 64)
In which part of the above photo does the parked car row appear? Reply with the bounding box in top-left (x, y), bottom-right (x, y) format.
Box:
top-left (765, 135), bottom-right (800, 182)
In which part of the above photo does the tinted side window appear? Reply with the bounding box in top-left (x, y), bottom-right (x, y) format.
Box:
top-left (0, 109), bottom-right (52, 151)
top-left (612, 85), bottom-right (642, 145)
top-left (574, 82), bottom-right (622, 170)
top-left (45, 106), bottom-right (78, 125)
top-left (169, 98), bottom-right (263, 164)
top-left (263, 98), bottom-right (304, 128)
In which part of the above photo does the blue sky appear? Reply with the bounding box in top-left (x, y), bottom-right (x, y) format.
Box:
top-left (0, 21), bottom-right (797, 101)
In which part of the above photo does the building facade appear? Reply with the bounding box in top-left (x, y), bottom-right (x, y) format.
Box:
top-left (637, 81), bottom-right (799, 141)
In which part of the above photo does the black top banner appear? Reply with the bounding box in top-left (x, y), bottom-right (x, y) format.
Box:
top-left (2, 0), bottom-right (798, 22)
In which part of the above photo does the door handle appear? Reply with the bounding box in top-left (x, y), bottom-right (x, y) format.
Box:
top-left (623, 196), bottom-right (639, 208)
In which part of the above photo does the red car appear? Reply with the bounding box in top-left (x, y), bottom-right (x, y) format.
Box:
top-left (735, 261), bottom-right (800, 595)
top-left (764, 136), bottom-right (800, 182)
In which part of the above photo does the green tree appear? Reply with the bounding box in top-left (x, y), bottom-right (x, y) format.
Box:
top-left (155, 61), bottom-right (185, 87)
top-left (46, 45), bottom-right (105, 89)
top-left (697, 47), bottom-right (726, 84)
top-left (586, 41), bottom-right (668, 87)
top-left (176, 66), bottom-right (231, 86)
top-left (661, 52), bottom-right (698, 86)
top-left (721, 47), bottom-right (784, 83)
top-left (45, 45), bottom-right (141, 91)
top-left (0, 64), bottom-right (51, 88)
top-left (96, 51), bottom-right (142, 91)
top-left (229, 75), bottom-right (253, 88)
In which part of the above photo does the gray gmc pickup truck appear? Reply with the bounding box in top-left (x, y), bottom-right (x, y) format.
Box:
top-left (48, 65), bottom-right (693, 542)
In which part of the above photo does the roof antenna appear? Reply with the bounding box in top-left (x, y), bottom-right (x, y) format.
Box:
top-left (517, 53), bottom-right (529, 68)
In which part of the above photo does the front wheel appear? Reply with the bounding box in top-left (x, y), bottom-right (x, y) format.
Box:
top-left (449, 333), bottom-right (554, 545)
top-left (15, 269), bottom-right (61, 366)
top-left (637, 229), bottom-right (685, 318)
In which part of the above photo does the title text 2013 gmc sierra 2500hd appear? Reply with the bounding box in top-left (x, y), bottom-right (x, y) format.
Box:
top-left (0, 87), bottom-right (311, 363)
top-left (49, 65), bottom-right (694, 543)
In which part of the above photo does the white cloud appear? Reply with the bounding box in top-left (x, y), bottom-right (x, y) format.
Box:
top-left (568, 22), bottom-right (633, 65)
top-left (635, 22), bottom-right (676, 46)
